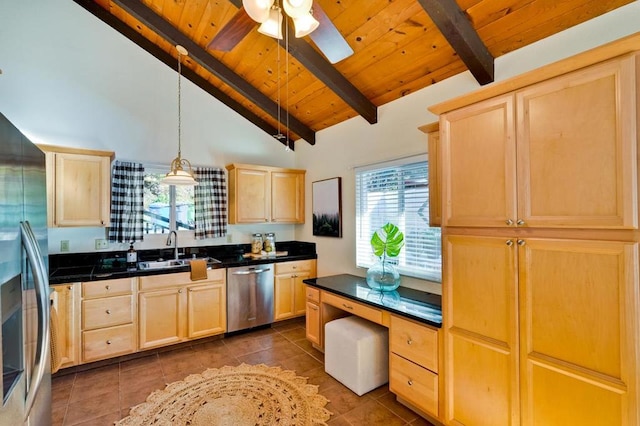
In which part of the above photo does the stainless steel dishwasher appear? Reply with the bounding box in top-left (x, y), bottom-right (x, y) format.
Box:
top-left (227, 264), bottom-right (275, 333)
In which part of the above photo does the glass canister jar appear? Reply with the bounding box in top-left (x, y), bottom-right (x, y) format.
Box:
top-left (263, 232), bottom-right (276, 254)
top-left (251, 233), bottom-right (263, 254)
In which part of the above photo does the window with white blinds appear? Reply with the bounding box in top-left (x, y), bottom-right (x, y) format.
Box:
top-left (355, 155), bottom-right (442, 282)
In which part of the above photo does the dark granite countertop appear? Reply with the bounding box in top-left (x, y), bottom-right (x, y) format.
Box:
top-left (49, 241), bottom-right (316, 284)
top-left (303, 274), bottom-right (442, 328)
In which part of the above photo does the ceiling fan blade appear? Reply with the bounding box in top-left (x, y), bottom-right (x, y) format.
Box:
top-left (208, 8), bottom-right (256, 52)
top-left (308, 2), bottom-right (353, 64)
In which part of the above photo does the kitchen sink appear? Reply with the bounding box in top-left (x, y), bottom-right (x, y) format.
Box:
top-left (138, 257), bottom-right (221, 270)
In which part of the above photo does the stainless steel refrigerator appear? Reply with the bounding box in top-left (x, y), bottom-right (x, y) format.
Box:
top-left (0, 113), bottom-right (51, 425)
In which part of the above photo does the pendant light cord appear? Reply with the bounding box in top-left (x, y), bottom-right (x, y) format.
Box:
top-left (177, 49), bottom-right (183, 158)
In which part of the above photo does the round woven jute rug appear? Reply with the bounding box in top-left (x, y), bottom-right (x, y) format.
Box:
top-left (116, 363), bottom-right (332, 426)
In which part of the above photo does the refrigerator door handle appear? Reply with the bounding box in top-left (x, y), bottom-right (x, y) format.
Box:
top-left (20, 221), bottom-right (50, 419)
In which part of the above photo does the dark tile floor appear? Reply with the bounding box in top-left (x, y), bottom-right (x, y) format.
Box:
top-left (51, 318), bottom-right (435, 425)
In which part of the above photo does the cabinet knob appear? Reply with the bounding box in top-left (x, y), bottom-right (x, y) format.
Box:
top-left (67, 285), bottom-right (72, 290)
top-left (407, 379), bottom-right (413, 386)
top-left (517, 219), bottom-right (525, 226)
top-left (106, 340), bottom-right (112, 345)
top-left (505, 219), bottom-right (514, 226)
top-left (506, 240), bottom-right (513, 247)
top-left (517, 239), bottom-right (526, 246)
top-left (179, 289), bottom-right (183, 293)
top-left (106, 309), bottom-right (111, 315)
top-left (105, 285), bottom-right (110, 290)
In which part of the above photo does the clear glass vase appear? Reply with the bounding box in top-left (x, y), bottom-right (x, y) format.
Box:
top-left (366, 258), bottom-right (401, 292)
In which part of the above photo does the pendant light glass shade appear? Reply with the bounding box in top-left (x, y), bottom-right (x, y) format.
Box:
top-left (161, 45), bottom-right (198, 186)
top-left (293, 12), bottom-right (319, 38)
top-left (282, 0), bottom-right (312, 18)
top-left (257, 7), bottom-right (283, 39)
top-left (243, 0), bottom-right (274, 23)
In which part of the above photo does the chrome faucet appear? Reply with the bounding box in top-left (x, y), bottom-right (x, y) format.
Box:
top-left (166, 230), bottom-right (178, 260)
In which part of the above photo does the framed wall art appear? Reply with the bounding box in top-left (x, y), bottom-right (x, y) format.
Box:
top-left (312, 177), bottom-right (342, 238)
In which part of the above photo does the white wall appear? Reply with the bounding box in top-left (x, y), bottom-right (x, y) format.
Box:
top-left (296, 2), bottom-right (640, 294)
top-left (2, 0), bottom-right (640, 292)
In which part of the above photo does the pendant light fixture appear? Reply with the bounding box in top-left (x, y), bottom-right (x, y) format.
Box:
top-left (244, 0), bottom-right (319, 40)
top-left (161, 45), bottom-right (198, 186)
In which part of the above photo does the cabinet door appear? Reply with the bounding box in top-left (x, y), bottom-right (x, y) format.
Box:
top-left (274, 274), bottom-right (295, 320)
top-left (187, 283), bottom-right (226, 338)
top-left (519, 239), bottom-right (639, 425)
top-left (516, 56), bottom-right (638, 229)
top-left (271, 171), bottom-right (304, 223)
top-left (427, 128), bottom-right (441, 227)
top-left (50, 284), bottom-right (80, 369)
top-left (293, 272), bottom-right (311, 316)
top-left (138, 288), bottom-right (184, 349)
top-left (441, 94), bottom-right (517, 227)
top-left (305, 301), bottom-right (321, 345)
top-left (231, 167), bottom-right (269, 223)
top-left (54, 153), bottom-right (111, 227)
top-left (444, 234), bottom-right (519, 425)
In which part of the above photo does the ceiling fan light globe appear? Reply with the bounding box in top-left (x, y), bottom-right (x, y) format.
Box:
top-left (293, 12), bottom-right (319, 38)
top-left (243, 0), bottom-right (274, 23)
top-left (282, 0), bottom-right (312, 18)
top-left (257, 7), bottom-right (283, 39)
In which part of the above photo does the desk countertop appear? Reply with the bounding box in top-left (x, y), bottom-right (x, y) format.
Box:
top-left (303, 274), bottom-right (442, 328)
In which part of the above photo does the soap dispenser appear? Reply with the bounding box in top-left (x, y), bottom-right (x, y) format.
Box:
top-left (127, 242), bottom-right (137, 268)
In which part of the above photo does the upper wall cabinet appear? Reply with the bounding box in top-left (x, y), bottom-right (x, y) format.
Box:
top-left (419, 122), bottom-right (441, 227)
top-left (440, 55), bottom-right (638, 229)
top-left (38, 145), bottom-right (114, 227)
top-left (226, 163), bottom-right (305, 224)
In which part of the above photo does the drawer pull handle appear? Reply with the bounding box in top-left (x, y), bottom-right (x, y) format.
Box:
top-left (407, 379), bottom-right (413, 386)
top-left (105, 285), bottom-right (110, 290)
top-left (407, 339), bottom-right (413, 345)
top-left (342, 303), bottom-right (353, 310)
top-left (106, 309), bottom-right (111, 315)
top-left (106, 340), bottom-right (112, 345)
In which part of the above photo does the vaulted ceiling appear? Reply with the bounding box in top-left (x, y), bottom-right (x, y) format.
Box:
top-left (73, 0), bottom-right (633, 149)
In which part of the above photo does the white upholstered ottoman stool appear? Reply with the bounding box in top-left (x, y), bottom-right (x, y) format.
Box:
top-left (324, 315), bottom-right (389, 396)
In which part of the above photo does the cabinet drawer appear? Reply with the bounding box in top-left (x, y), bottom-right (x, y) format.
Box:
top-left (275, 260), bottom-right (314, 275)
top-left (82, 295), bottom-right (133, 330)
top-left (306, 286), bottom-right (320, 303)
top-left (321, 292), bottom-right (383, 325)
top-left (82, 324), bottom-right (135, 362)
top-left (390, 315), bottom-right (438, 372)
top-left (390, 353), bottom-right (438, 416)
top-left (139, 268), bottom-right (225, 291)
top-left (82, 278), bottom-right (133, 299)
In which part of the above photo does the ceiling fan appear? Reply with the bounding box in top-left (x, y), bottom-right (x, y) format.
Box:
top-left (208, 0), bottom-right (353, 64)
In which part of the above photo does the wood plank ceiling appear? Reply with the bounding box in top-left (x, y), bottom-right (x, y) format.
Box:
top-left (73, 0), bottom-right (633, 149)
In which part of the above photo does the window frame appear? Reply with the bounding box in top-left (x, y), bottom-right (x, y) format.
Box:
top-left (355, 154), bottom-right (442, 283)
top-left (142, 166), bottom-right (195, 235)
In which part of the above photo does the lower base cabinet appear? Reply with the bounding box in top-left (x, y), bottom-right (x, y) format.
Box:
top-left (50, 284), bottom-right (81, 369)
top-left (274, 260), bottom-right (316, 321)
top-left (138, 269), bottom-right (226, 350)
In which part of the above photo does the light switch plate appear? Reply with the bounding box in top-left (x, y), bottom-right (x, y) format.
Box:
top-left (60, 240), bottom-right (69, 252)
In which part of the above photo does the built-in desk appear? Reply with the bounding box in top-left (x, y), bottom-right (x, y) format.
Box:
top-left (303, 274), bottom-right (444, 424)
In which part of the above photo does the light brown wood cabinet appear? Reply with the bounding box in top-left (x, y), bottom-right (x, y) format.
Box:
top-left (226, 163), bottom-right (305, 224)
top-left (50, 284), bottom-right (81, 369)
top-left (418, 122), bottom-right (441, 227)
top-left (304, 286), bottom-right (321, 346)
top-left (274, 260), bottom-right (316, 321)
top-left (80, 278), bottom-right (136, 363)
top-left (38, 145), bottom-right (113, 227)
top-left (138, 269), bottom-right (226, 350)
top-left (389, 314), bottom-right (441, 419)
top-left (435, 51), bottom-right (640, 425)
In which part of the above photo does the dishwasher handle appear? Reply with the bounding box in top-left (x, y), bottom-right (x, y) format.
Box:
top-left (232, 267), bottom-right (271, 275)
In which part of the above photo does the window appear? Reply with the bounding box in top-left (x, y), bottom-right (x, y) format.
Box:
top-left (355, 155), bottom-right (442, 282)
top-left (143, 168), bottom-right (195, 234)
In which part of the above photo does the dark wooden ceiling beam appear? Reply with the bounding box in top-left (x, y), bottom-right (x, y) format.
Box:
top-left (228, 0), bottom-right (377, 125)
top-left (110, 0), bottom-right (316, 145)
top-left (72, 0), bottom-right (296, 149)
top-left (417, 0), bottom-right (494, 85)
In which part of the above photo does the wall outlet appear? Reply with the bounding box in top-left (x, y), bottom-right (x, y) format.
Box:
top-left (60, 240), bottom-right (70, 252)
top-left (95, 239), bottom-right (109, 250)
top-left (226, 234), bottom-right (233, 243)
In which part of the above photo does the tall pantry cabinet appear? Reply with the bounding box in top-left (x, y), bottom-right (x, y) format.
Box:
top-left (431, 40), bottom-right (640, 426)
